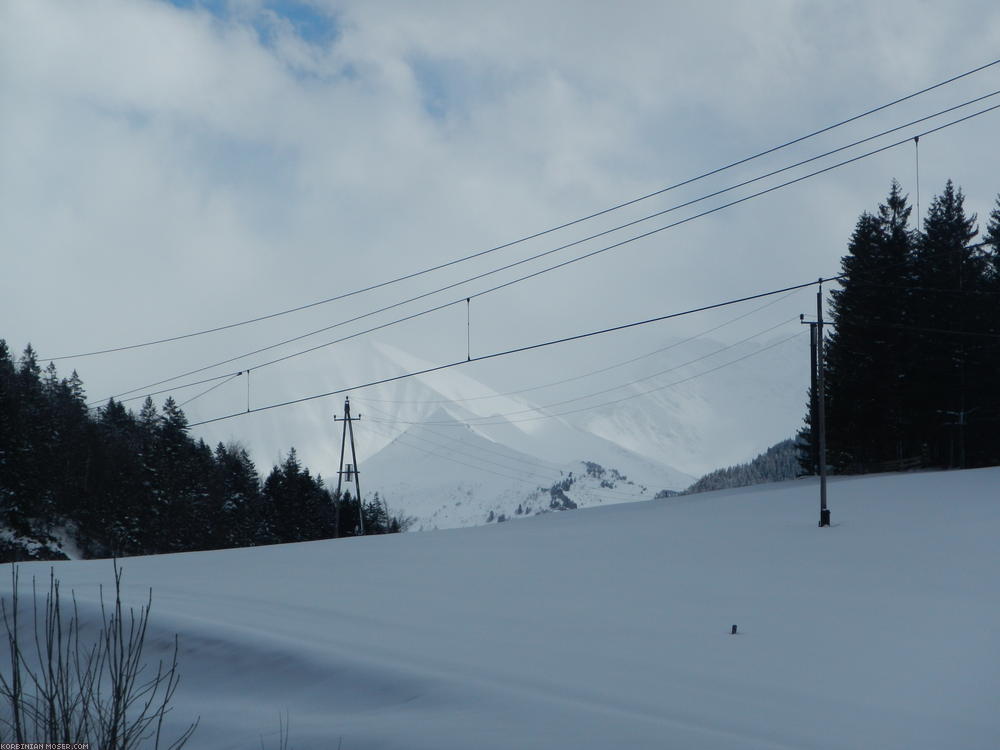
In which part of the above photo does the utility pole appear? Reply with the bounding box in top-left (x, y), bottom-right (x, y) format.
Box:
top-left (801, 282), bottom-right (830, 528)
top-left (334, 396), bottom-right (365, 536)
top-left (808, 320), bottom-right (819, 474)
top-left (816, 283), bottom-right (830, 527)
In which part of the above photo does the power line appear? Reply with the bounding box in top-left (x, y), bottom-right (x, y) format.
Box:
top-left (390, 329), bottom-right (805, 427)
top-left (46, 57), bottom-right (1000, 362)
top-left (147, 280), bottom-right (819, 414)
top-left (354, 290), bottom-right (800, 405)
top-left (367, 317), bottom-right (799, 424)
top-left (91, 99), bottom-right (1000, 409)
top-left (174, 244), bottom-right (994, 432)
top-left (178, 372), bottom-right (243, 408)
top-left (188, 278), bottom-right (828, 427)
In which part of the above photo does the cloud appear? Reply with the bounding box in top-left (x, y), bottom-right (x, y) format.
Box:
top-left (1, 0), bottom-right (999, 472)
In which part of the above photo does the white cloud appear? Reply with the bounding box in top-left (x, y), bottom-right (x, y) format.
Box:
top-left (1, 0), bottom-right (999, 471)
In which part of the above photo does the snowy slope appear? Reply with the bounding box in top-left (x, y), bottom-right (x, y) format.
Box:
top-left (363, 408), bottom-right (673, 530)
top-left (560, 335), bottom-right (809, 476)
top-left (359, 338), bottom-right (805, 481)
top-left (336, 342), bottom-right (696, 527)
top-left (361, 408), bottom-right (555, 529)
top-left (358, 339), bottom-right (699, 487)
top-left (4, 468), bottom-right (998, 749)
top-left (190, 333), bottom-right (801, 519)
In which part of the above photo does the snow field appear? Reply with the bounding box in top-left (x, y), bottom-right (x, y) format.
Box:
top-left (2, 468), bottom-right (997, 749)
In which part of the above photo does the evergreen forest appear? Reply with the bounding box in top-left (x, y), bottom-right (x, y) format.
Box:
top-left (0, 345), bottom-right (403, 562)
top-left (802, 180), bottom-right (1000, 473)
top-left (686, 439), bottom-right (801, 494)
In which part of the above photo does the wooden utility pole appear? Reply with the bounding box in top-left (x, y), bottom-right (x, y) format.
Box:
top-left (334, 396), bottom-right (365, 536)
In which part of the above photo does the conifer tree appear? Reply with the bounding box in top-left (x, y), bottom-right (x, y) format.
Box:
top-left (984, 195), bottom-right (1000, 289)
top-left (335, 489), bottom-right (359, 538)
top-left (87, 399), bottom-right (146, 555)
top-left (156, 398), bottom-right (210, 552)
top-left (907, 180), bottom-right (980, 467)
top-left (46, 365), bottom-right (90, 522)
top-left (0, 341), bottom-right (19, 532)
top-left (364, 493), bottom-right (389, 534)
top-left (9, 346), bottom-right (47, 526)
top-left (823, 182), bottom-right (915, 469)
top-left (963, 194), bottom-right (1000, 465)
top-left (263, 449), bottom-right (336, 544)
top-left (212, 442), bottom-right (262, 549)
top-left (816, 180), bottom-right (1000, 472)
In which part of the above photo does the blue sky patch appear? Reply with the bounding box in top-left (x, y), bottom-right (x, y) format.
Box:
top-left (163, 0), bottom-right (339, 47)
top-left (409, 56), bottom-right (477, 122)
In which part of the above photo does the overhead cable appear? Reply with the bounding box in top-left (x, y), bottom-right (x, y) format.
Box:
top-left (187, 278), bottom-right (829, 427)
top-left (373, 319), bottom-right (801, 425)
top-left (403, 331), bottom-right (806, 427)
top-left (47, 57), bottom-right (1000, 362)
top-left (353, 289), bottom-right (800, 405)
top-left (95, 98), bottom-right (1000, 409)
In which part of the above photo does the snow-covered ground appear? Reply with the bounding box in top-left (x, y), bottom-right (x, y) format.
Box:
top-left (3, 468), bottom-right (998, 749)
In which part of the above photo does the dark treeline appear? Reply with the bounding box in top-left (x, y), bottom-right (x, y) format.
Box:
top-left (0, 344), bottom-right (404, 562)
top-left (686, 439), bottom-right (801, 494)
top-left (801, 180), bottom-right (1000, 473)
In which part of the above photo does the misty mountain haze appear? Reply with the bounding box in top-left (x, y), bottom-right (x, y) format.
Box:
top-left (189, 331), bottom-right (809, 528)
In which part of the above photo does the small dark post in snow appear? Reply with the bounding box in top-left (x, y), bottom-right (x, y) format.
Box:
top-left (731, 624), bottom-right (738, 635)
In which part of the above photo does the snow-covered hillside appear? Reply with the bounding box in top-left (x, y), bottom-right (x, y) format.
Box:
top-left (191, 332), bottom-right (806, 531)
top-left (4, 468), bottom-right (997, 749)
top-left (316, 337), bottom-right (804, 528)
top-left (363, 409), bottom-right (681, 530)
top-left (316, 341), bottom-right (701, 528)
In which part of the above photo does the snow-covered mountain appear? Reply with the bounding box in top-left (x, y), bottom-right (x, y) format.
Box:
top-left (342, 341), bottom-right (703, 529)
top-left (192, 331), bottom-right (808, 529)
top-left (347, 337), bottom-right (807, 530)
top-left (363, 408), bottom-right (683, 530)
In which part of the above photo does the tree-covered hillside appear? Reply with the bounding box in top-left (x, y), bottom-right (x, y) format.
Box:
top-left (0, 342), bottom-right (403, 562)
top-left (684, 438), bottom-right (801, 494)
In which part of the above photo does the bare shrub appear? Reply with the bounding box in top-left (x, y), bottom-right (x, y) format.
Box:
top-left (0, 563), bottom-right (198, 748)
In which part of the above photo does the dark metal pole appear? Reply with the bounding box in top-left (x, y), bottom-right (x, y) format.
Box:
top-left (334, 398), bottom-right (349, 537)
top-left (809, 322), bottom-right (819, 475)
top-left (817, 284), bottom-right (830, 527)
top-left (346, 397), bottom-right (364, 536)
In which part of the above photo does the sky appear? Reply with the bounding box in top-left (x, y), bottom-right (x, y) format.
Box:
top-left (2, 0), bottom-right (1000, 475)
